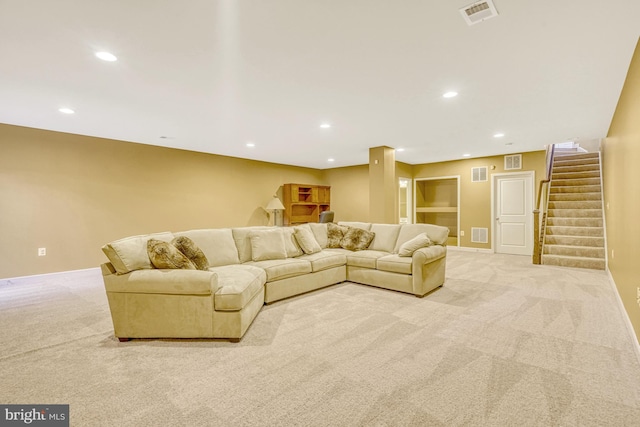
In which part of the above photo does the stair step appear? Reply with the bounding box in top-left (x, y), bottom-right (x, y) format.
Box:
top-left (546, 226), bottom-right (604, 237)
top-left (544, 235), bottom-right (604, 247)
top-left (543, 245), bottom-right (605, 258)
top-left (547, 200), bottom-right (603, 210)
top-left (551, 177), bottom-right (601, 186)
top-left (552, 164), bottom-right (600, 173)
top-left (546, 217), bottom-right (603, 227)
top-left (548, 192), bottom-right (601, 201)
top-left (542, 254), bottom-right (605, 270)
top-left (553, 152), bottom-right (599, 161)
top-left (550, 185), bottom-right (601, 194)
top-left (553, 157), bottom-right (599, 168)
top-left (552, 170), bottom-right (600, 180)
top-left (547, 209), bottom-right (603, 218)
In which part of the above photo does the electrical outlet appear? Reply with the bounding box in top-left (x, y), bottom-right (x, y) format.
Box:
top-left (38, 248), bottom-right (46, 256)
top-left (460, 230), bottom-right (465, 237)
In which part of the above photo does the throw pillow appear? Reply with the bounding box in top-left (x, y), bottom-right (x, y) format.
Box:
top-left (249, 229), bottom-right (287, 261)
top-left (327, 223), bottom-right (349, 248)
top-left (398, 233), bottom-right (432, 257)
top-left (171, 236), bottom-right (209, 270)
top-left (147, 239), bottom-right (196, 270)
top-left (340, 227), bottom-right (375, 251)
top-left (294, 227), bottom-right (322, 254)
top-left (282, 227), bottom-right (304, 257)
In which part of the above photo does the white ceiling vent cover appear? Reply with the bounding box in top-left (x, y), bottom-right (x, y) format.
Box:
top-left (460, 1), bottom-right (499, 26)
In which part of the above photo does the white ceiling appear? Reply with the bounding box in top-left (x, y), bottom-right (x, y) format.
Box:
top-left (1, 1), bottom-right (639, 169)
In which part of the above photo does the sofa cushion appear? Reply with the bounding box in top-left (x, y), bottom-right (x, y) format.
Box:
top-left (327, 223), bottom-right (349, 248)
top-left (171, 236), bottom-right (209, 270)
top-left (249, 229), bottom-right (287, 261)
top-left (398, 233), bottom-right (432, 257)
top-left (338, 221), bottom-right (372, 231)
top-left (232, 227), bottom-right (271, 263)
top-left (394, 224), bottom-right (449, 252)
top-left (212, 265), bottom-right (266, 311)
top-left (102, 232), bottom-right (174, 274)
top-left (296, 251), bottom-right (346, 272)
top-left (282, 227), bottom-right (304, 258)
top-left (340, 227), bottom-right (375, 251)
top-left (294, 227), bottom-right (322, 254)
top-left (147, 239), bottom-right (196, 270)
top-left (308, 223), bottom-right (328, 248)
top-left (377, 254), bottom-right (412, 274)
top-left (369, 224), bottom-right (402, 253)
top-left (175, 229), bottom-right (240, 267)
top-left (246, 258), bottom-right (312, 281)
top-left (345, 250), bottom-right (389, 268)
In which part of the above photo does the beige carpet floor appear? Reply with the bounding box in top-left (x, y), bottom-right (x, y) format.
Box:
top-left (1, 251), bottom-right (639, 426)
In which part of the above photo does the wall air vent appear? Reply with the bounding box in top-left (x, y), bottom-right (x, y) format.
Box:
top-left (471, 166), bottom-right (488, 182)
top-left (471, 227), bottom-right (489, 243)
top-left (460, 0), bottom-right (499, 26)
top-left (504, 154), bottom-right (522, 170)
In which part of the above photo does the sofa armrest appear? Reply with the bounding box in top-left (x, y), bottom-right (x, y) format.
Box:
top-left (412, 245), bottom-right (447, 265)
top-left (102, 265), bottom-right (218, 296)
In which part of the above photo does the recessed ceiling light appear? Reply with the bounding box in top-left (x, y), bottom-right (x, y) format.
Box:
top-left (320, 123), bottom-right (331, 129)
top-left (95, 51), bottom-right (117, 62)
top-left (58, 107), bottom-right (75, 114)
top-left (505, 142), bottom-right (513, 146)
top-left (328, 158), bottom-right (335, 162)
top-left (443, 91), bottom-right (458, 98)
top-left (396, 148), bottom-right (405, 152)
top-left (462, 153), bottom-right (471, 157)
top-left (246, 142), bottom-right (255, 147)
top-left (493, 133), bottom-right (505, 138)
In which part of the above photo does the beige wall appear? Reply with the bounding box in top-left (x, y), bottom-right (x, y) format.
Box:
top-left (412, 151), bottom-right (547, 249)
top-left (323, 164), bottom-right (370, 222)
top-left (0, 124), bottom-right (324, 278)
top-left (602, 39), bottom-right (640, 341)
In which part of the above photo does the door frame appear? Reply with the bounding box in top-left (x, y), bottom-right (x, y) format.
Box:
top-left (398, 177), bottom-right (413, 224)
top-left (491, 170), bottom-right (535, 254)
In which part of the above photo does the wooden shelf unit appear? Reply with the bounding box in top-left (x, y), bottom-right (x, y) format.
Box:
top-left (414, 177), bottom-right (459, 246)
top-left (283, 184), bottom-right (331, 225)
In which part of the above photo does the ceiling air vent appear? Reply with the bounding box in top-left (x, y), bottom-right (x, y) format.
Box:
top-left (460, 0), bottom-right (499, 26)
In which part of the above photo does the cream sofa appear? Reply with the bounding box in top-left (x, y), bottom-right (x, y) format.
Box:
top-left (100, 222), bottom-right (449, 342)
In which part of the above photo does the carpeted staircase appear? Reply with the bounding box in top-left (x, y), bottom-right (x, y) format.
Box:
top-left (541, 151), bottom-right (606, 270)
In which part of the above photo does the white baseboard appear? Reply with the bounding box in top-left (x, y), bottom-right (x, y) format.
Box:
top-left (0, 267), bottom-right (101, 283)
top-left (606, 268), bottom-right (640, 366)
top-left (447, 246), bottom-right (493, 254)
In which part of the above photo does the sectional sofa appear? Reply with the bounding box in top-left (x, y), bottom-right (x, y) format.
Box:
top-left (100, 222), bottom-right (449, 342)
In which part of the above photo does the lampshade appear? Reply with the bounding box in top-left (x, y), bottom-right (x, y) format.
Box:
top-left (265, 196), bottom-right (285, 211)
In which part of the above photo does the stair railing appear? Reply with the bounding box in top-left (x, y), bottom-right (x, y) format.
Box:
top-left (533, 144), bottom-right (555, 264)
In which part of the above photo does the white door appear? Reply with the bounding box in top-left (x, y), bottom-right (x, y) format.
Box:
top-left (494, 173), bottom-right (533, 255)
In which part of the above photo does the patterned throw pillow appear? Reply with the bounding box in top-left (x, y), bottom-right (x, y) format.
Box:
top-left (340, 227), bottom-right (375, 251)
top-left (147, 239), bottom-right (196, 270)
top-left (171, 236), bottom-right (209, 270)
top-left (327, 223), bottom-right (349, 248)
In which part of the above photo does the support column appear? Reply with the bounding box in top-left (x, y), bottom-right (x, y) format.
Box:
top-left (369, 146), bottom-right (396, 224)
